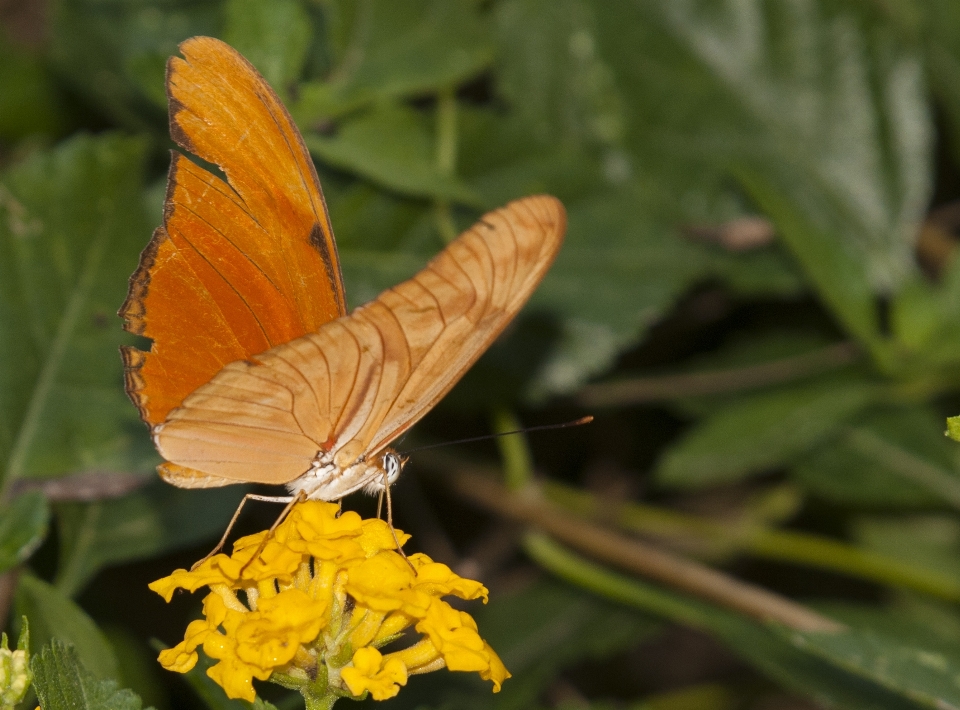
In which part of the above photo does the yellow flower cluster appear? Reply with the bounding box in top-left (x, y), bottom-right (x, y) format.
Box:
top-left (150, 502), bottom-right (509, 705)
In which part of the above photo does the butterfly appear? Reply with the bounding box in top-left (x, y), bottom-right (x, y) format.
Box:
top-left (119, 36), bottom-right (566, 503)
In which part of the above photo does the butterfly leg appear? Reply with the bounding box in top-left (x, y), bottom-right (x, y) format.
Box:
top-left (191, 493), bottom-right (296, 570)
top-left (383, 472), bottom-right (415, 571)
top-left (237, 490), bottom-right (307, 576)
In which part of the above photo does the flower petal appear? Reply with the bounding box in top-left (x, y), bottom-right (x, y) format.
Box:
top-left (341, 647), bottom-right (408, 701)
top-left (413, 561), bottom-right (488, 602)
top-left (234, 589), bottom-right (326, 669)
top-left (205, 655), bottom-right (268, 702)
top-left (415, 599), bottom-right (490, 672)
top-left (149, 563), bottom-right (232, 601)
top-left (345, 552), bottom-right (415, 612)
top-left (157, 619), bottom-right (214, 673)
top-left (358, 519), bottom-right (410, 556)
top-left (479, 642), bottom-right (511, 692)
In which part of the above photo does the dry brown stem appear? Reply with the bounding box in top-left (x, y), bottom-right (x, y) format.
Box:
top-left (424, 456), bottom-right (843, 633)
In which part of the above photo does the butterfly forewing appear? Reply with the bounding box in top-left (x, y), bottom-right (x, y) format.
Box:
top-left (119, 36), bottom-right (346, 427)
top-left (154, 196), bottom-right (566, 491)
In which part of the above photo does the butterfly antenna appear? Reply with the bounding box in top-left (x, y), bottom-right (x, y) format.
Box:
top-left (401, 415), bottom-right (594, 455)
top-left (191, 493), bottom-right (299, 571)
top-left (237, 491), bottom-right (306, 577)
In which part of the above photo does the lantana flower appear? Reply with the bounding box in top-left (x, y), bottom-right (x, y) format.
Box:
top-left (150, 501), bottom-right (509, 707)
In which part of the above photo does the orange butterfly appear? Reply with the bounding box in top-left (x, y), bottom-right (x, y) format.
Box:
top-left (120, 37), bottom-right (566, 503)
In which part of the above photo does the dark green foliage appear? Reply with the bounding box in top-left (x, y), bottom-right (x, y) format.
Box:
top-left (16, 574), bottom-right (118, 680)
top-left (7, 0), bottom-right (960, 708)
top-left (0, 492), bottom-right (48, 575)
top-left (0, 134), bottom-right (154, 486)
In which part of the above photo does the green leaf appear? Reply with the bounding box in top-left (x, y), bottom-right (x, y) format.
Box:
top-left (739, 169), bottom-right (883, 350)
top-left (328, 183), bottom-right (438, 307)
top-left (916, 4), bottom-right (960, 167)
top-left (891, 253), bottom-right (960, 369)
top-left (32, 639), bottom-right (147, 710)
top-left (891, 278), bottom-right (944, 354)
top-left (657, 378), bottom-right (880, 488)
top-left (55, 483), bottom-right (247, 598)
top-left (783, 626), bottom-right (960, 710)
top-left (865, 0), bottom-right (960, 168)
top-left (534, 0), bottom-right (931, 367)
top-left (50, 0), bottom-right (218, 124)
top-left (321, 170), bottom-right (797, 403)
top-left (294, 0), bottom-right (493, 121)
top-left (16, 615), bottom-right (30, 652)
top-left (0, 133), bottom-right (155, 488)
top-left (795, 406), bottom-right (960, 507)
top-left (853, 516), bottom-right (960, 590)
top-left (0, 36), bottom-right (68, 139)
top-left (659, 0), bottom-right (931, 295)
top-left (523, 190), bottom-right (803, 399)
top-left (16, 573), bottom-right (118, 681)
top-left (306, 103), bottom-right (481, 204)
top-left (453, 5), bottom-right (812, 397)
top-left (0, 491), bottom-right (48, 574)
top-left (819, 602), bottom-right (960, 657)
top-left (495, 0), bottom-right (625, 150)
top-left (526, 533), bottom-right (919, 710)
top-left (224, 0), bottom-right (312, 93)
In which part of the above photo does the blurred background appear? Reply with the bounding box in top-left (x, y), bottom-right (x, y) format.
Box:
top-left (6, 0), bottom-right (960, 708)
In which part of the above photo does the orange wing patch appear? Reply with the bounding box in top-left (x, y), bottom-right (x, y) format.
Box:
top-left (120, 37), bottom-right (346, 426)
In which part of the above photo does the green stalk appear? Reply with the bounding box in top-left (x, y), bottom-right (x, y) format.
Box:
top-left (303, 691), bottom-right (339, 710)
top-left (492, 409), bottom-right (534, 491)
top-left (542, 480), bottom-right (960, 602)
top-left (523, 531), bottom-right (721, 631)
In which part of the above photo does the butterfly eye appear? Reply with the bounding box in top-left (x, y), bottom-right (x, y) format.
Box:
top-left (383, 453), bottom-right (402, 485)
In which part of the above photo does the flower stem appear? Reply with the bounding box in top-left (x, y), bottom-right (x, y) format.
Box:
top-left (303, 690), bottom-right (340, 710)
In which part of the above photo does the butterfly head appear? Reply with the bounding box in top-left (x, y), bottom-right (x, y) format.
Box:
top-left (382, 449), bottom-right (408, 486)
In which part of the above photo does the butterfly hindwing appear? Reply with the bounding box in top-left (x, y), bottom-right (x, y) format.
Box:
top-left (153, 196), bottom-right (566, 491)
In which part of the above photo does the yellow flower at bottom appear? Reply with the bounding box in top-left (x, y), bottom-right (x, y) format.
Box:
top-left (152, 501), bottom-right (508, 705)
top-left (341, 647), bottom-right (408, 700)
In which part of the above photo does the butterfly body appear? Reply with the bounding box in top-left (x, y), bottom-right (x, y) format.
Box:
top-left (121, 37), bottom-right (566, 500)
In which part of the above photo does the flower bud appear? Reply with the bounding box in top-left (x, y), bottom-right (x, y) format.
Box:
top-left (0, 621), bottom-right (31, 710)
